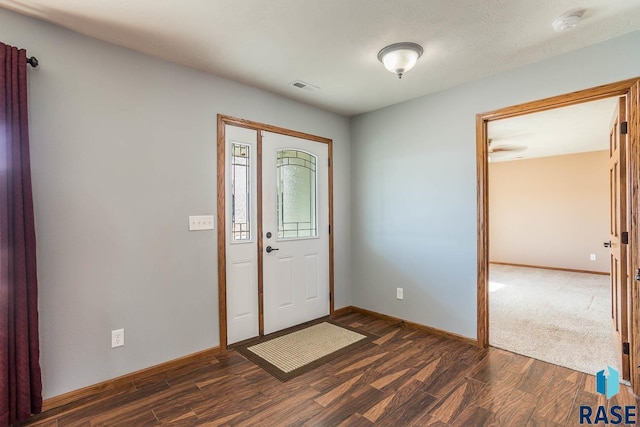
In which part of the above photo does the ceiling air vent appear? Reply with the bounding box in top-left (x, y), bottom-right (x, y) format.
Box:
top-left (288, 80), bottom-right (320, 93)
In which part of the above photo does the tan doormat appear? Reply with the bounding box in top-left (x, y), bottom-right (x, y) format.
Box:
top-left (233, 319), bottom-right (375, 381)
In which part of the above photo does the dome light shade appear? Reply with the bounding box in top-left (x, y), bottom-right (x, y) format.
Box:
top-left (377, 42), bottom-right (423, 79)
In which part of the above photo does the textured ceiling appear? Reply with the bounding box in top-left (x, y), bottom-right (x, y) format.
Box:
top-left (1, 0), bottom-right (640, 116)
top-left (488, 97), bottom-right (618, 162)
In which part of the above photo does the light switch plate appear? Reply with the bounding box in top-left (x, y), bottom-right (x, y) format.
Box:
top-left (189, 215), bottom-right (215, 231)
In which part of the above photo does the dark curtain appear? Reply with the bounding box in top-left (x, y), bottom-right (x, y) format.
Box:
top-left (0, 42), bottom-right (42, 426)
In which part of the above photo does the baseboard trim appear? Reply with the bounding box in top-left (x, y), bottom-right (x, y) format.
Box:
top-left (331, 306), bottom-right (353, 316)
top-left (42, 347), bottom-right (219, 412)
top-left (349, 306), bottom-right (477, 346)
top-left (490, 261), bottom-right (609, 276)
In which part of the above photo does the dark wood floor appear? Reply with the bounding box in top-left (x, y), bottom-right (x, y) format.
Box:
top-left (20, 312), bottom-right (639, 426)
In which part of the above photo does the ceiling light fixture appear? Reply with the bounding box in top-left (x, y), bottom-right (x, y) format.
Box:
top-left (552, 9), bottom-right (586, 32)
top-left (377, 42), bottom-right (423, 79)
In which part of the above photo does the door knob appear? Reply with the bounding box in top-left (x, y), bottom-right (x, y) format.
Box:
top-left (604, 241), bottom-right (611, 248)
top-left (266, 246), bottom-right (279, 253)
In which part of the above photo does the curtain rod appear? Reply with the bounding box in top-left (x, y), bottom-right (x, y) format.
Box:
top-left (26, 56), bottom-right (38, 68)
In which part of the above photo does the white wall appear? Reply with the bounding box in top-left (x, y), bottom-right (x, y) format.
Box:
top-left (0, 8), bottom-right (351, 399)
top-left (490, 151), bottom-right (610, 273)
top-left (350, 30), bottom-right (640, 339)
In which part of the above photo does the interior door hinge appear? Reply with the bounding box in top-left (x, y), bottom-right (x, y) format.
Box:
top-left (621, 121), bottom-right (628, 135)
top-left (329, 225), bottom-right (331, 234)
top-left (329, 292), bottom-right (332, 301)
top-left (328, 157), bottom-right (331, 167)
top-left (622, 231), bottom-right (629, 244)
top-left (623, 342), bottom-right (630, 355)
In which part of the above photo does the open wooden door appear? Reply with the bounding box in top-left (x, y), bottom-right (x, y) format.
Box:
top-left (609, 96), bottom-right (630, 380)
top-left (629, 80), bottom-right (640, 392)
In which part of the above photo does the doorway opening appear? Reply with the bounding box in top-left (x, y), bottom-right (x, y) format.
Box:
top-left (476, 77), bottom-right (640, 392)
top-left (486, 97), bottom-right (620, 375)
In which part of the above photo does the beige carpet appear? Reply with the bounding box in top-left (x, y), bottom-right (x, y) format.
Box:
top-left (490, 264), bottom-right (619, 376)
top-left (235, 320), bottom-right (375, 381)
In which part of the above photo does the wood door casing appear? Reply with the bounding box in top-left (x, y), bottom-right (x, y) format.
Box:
top-left (217, 115), bottom-right (334, 350)
top-left (476, 77), bottom-right (640, 392)
top-left (609, 97), bottom-right (629, 380)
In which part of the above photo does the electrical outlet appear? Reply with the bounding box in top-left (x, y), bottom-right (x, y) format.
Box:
top-left (590, 254), bottom-right (597, 261)
top-left (396, 287), bottom-right (404, 300)
top-left (111, 329), bottom-right (124, 348)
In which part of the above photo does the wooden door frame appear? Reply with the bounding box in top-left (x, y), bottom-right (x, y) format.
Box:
top-left (476, 77), bottom-right (640, 389)
top-left (217, 114), bottom-right (334, 349)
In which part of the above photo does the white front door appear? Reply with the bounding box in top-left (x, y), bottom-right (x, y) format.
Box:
top-left (261, 132), bottom-right (330, 334)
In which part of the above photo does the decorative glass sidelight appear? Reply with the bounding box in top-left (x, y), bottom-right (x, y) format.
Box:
top-left (277, 149), bottom-right (317, 238)
top-left (231, 143), bottom-right (251, 241)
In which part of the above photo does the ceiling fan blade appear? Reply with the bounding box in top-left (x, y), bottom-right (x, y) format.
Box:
top-left (489, 144), bottom-right (527, 154)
